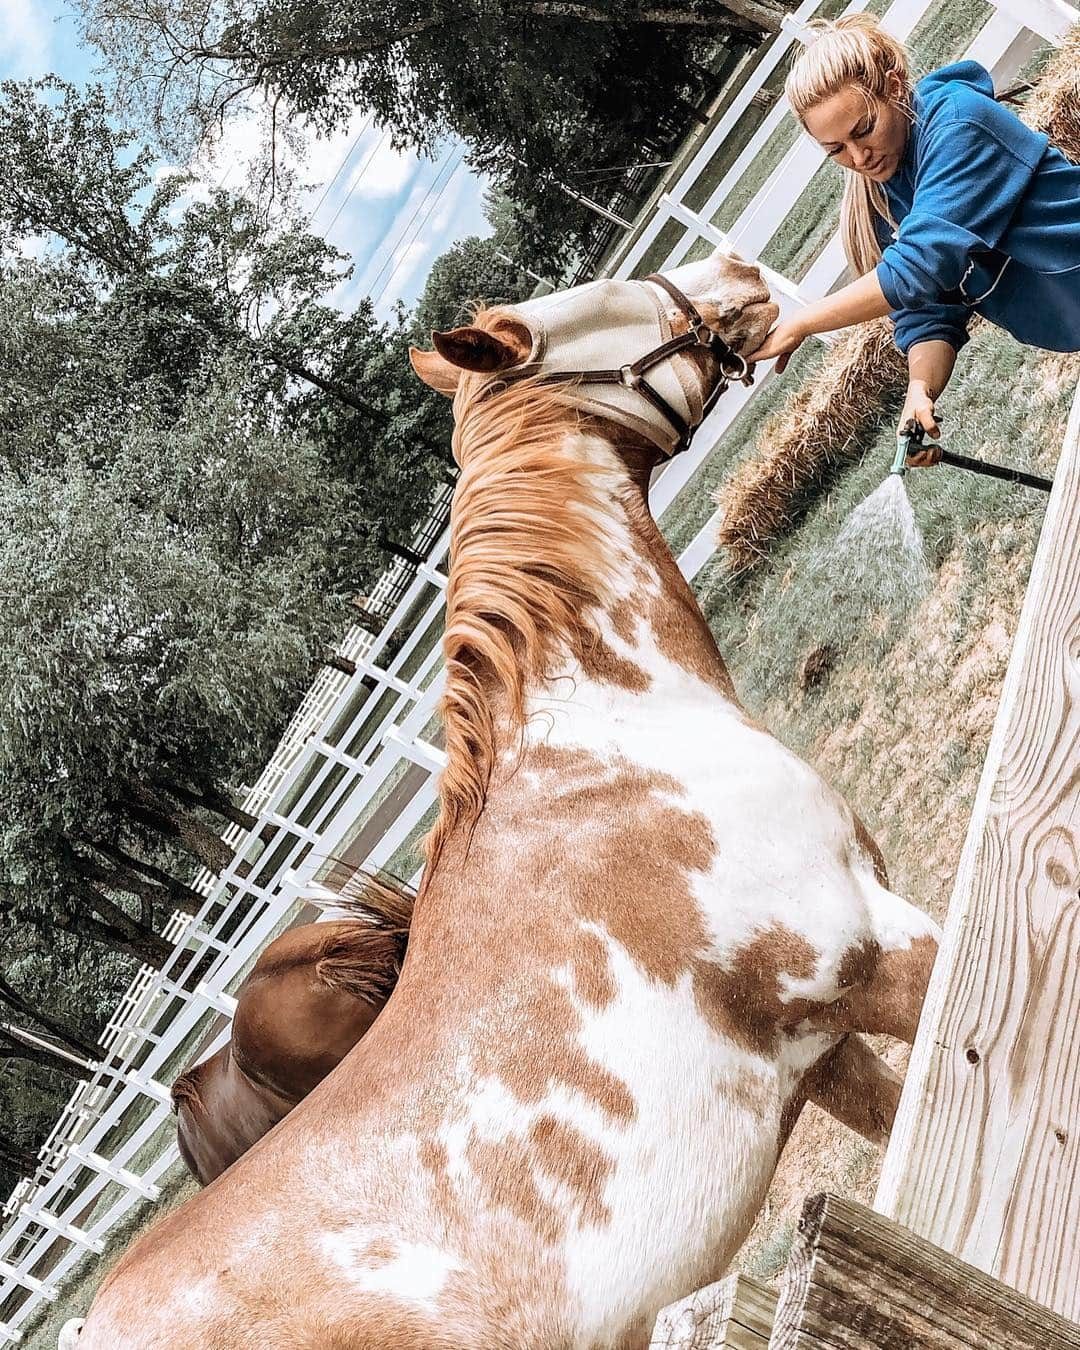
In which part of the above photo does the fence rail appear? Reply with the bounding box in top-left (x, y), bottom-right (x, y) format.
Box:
top-left (0, 0), bottom-right (1070, 1338)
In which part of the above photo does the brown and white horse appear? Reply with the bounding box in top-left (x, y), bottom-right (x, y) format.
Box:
top-left (70, 249), bottom-right (939, 1348)
top-left (172, 873), bottom-right (412, 1186)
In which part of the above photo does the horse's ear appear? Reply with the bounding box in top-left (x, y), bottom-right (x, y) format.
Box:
top-left (431, 318), bottom-right (533, 373)
top-left (408, 345), bottom-right (461, 397)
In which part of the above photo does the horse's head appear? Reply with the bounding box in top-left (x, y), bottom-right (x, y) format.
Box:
top-left (409, 247), bottom-right (778, 459)
top-left (171, 1050), bottom-right (288, 1186)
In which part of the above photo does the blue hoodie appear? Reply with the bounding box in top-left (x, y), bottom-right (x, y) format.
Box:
top-left (875, 61), bottom-right (1080, 355)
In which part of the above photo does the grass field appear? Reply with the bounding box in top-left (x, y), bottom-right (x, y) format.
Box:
top-left (678, 324), bottom-right (1079, 1273)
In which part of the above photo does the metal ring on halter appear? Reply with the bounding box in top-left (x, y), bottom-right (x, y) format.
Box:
top-left (718, 350), bottom-right (749, 382)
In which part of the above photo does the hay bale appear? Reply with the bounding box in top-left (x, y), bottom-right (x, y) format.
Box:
top-left (715, 319), bottom-right (905, 572)
top-left (1023, 24), bottom-right (1080, 161)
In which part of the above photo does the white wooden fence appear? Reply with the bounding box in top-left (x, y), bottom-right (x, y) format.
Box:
top-left (0, 0), bottom-right (1072, 1338)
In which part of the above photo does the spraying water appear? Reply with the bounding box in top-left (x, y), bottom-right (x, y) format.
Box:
top-left (770, 469), bottom-right (933, 670)
top-left (831, 473), bottom-right (934, 615)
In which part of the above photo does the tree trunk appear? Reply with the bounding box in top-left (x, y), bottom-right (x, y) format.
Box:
top-left (0, 1032), bottom-right (92, 1084)
top-left (0, 974), bottom-right (101, 1061)
top-left (379, 536), bottom-right (425, 567)
top-left (201, 2), bottom-right (779, 72)
top-left (265, 348), bottom-right (390, 421)
top-left (70, 884), bottom-right (174, 968)
top-left (89, 839), bottom-right (205, 912)
top-left (73, 852), bottom-right (199, 919)
top-left (0, 1134), bottom-right (40, 1176)
top-left (120, 781), bottom-right (233, 875)
top-left (157, 779), bottom-right (259, 833)
top-left (529, 3), bottom-right (781, 33)
top-left (323, 652), bottom-right (357, 677)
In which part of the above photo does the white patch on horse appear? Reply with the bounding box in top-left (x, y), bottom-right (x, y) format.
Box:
top-left (554, 924), bottom-right (798, 1341)
top-left (522, 533), bottom-right (935, 1012)
top-left (440, 1074), bottom-right (523, 1183)
top-left (320, 1229), bottom-right (462, 1308)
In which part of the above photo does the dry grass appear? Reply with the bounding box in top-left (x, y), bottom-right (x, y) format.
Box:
top-left (715, 320), bottom-right (906, 571)
top-left (1023, 23), bottom-right (1080, 158)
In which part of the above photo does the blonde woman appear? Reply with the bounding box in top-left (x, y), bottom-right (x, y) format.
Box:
top-left (747, 15), bottom-right (1080, 462)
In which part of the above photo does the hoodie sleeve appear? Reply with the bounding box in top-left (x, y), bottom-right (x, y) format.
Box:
top-left (876, 97), bottom-right (1047, 315)
top-left (872, 211), bottom-right (971, 355)
top-left (889, 299), bottom-right (971, 356)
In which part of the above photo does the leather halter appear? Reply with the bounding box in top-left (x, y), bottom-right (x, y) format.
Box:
top-left (487, 274), bottom-right (750, 459)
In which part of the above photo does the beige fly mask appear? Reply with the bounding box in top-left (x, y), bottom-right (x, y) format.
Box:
top-left (480, 276), bottom-right (747, 458)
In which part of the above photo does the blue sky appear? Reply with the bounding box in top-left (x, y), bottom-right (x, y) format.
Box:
top-left (0, 0), bottom-right (494, 318)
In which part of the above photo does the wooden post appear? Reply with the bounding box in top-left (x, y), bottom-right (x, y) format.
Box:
top-left (652, 1273), bottom-right (777, 1348)
top-left (874, 385), bottom-right (1080, 1317)
top-left (769, 1193), bottom-right (1080, 1349)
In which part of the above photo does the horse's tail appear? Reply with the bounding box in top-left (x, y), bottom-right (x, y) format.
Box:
top-left (307, 864), bottom-right (415, 935)
top-left (58, 1318), bottom-right (84, 1348)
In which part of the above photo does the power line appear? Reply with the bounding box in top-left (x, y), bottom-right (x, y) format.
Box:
top-left (322, 127), bottom-right (393, 237)
top-left (306, 115), bottom-right (374, 228)
top-left (367, 147), bottom-right (465, 306)
top-left (371, 157), bottom-right (466, 308)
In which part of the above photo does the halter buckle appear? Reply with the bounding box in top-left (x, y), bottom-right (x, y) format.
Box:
top-left (692, 321), bottom-right (714, 348)
top-left (619, 364), bottom-right (641, 389)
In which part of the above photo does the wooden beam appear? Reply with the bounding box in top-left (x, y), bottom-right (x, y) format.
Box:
top-left (651, 1273), bottom-right (777, 1348)
top-left (874, 384), bottom-right (1080, 1318)
top-left (770, 1193), bottom-right (1080, 1350)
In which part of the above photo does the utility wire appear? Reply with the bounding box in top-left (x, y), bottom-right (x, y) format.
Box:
top-left (322, 127), bottom-right (393, 237)
top-left (367, 147), bottom-right (465, 306)
top-left (305, 115), bottom-right (374, 228)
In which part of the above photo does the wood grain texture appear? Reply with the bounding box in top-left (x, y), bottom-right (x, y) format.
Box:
top-left (650, 1273), bottom-right (777, 1348)
top-left (770, 1193), bottom-right (1080, 1349)
top-left (875, 385), bottom-right (1080, 1318)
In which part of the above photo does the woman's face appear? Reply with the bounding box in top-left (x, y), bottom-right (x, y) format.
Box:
top-left (802, 77), bottom-right (910, 182)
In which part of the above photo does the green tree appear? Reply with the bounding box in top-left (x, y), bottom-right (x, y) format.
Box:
top-left (76, 1), bottom-right (785, 152)
top-left (412, 233), bottom-right (537, 337)
top-left (0, 366), bottom-right (355, 963)
top-left (74, 1), bottom-right (786, 269)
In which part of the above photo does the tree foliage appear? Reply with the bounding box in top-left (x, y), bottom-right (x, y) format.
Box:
top-left (0, 77), bottom-right (452, 1053)
top-left (74, 1), bottom-right (789, 268)
top-left (412, 232), bottom-right (537, 336)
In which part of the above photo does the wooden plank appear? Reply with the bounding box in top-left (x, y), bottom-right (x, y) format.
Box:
top-left (770, 1193), bottom-right (1080, 1350)
top-left (651, 1273), bottom-right (778, 1348)
top-left (875, 384), bottom-right (1080, 1318)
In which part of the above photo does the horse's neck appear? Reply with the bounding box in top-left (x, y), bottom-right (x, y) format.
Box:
top-left (521, 454), bottom-right (738, 725)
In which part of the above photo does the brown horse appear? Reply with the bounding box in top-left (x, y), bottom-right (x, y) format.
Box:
top-left (171, 871), bottom-right (412, 1186)
top-left (74, 249), bottom-right (939, 1349)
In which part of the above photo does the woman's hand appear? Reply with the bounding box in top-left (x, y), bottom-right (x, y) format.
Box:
top-left (899, 380), bottom-right (942, 465)
top-left (746, 318), bottom-right (807, 374)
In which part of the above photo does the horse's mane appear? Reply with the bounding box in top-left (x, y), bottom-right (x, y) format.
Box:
top-left (302, 866), bottom-right (413, 1002)
top-left (425, 310), bottom-right (626, 871)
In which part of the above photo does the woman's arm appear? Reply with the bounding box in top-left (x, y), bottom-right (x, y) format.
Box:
top-left (746, 270), bottom-right (892, 370)
top-left (900, 339), bottom-right (957, 464)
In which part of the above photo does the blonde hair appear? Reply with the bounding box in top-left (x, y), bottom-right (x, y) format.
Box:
top-left (786, 14), bottom-right (913, 274)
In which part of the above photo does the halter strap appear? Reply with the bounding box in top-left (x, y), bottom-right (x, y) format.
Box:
top-left (481, 274), bottom-right (750, 458)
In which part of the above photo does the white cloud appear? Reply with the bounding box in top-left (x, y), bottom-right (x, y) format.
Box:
top-left (326, 156), bottom-right (494, 319)
top-left (0, 0), bottom-right (52, 77)
top-left (347, 133), bottom-right (414, 199)
top-left (155, 85), bottom-right (495, 319)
